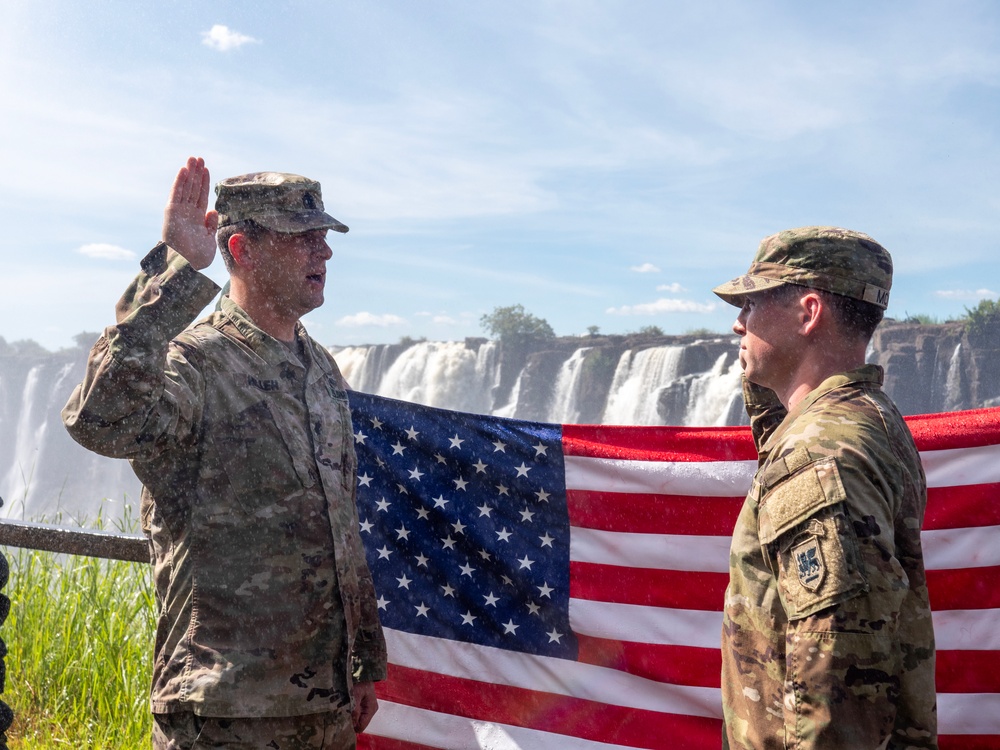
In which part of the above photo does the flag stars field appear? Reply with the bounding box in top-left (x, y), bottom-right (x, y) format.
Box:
top-left (352, 392), bottom-right (574, 659)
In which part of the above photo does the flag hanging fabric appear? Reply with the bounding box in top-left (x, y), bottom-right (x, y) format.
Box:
top-left (348, 390), bottom-right (1000, 750)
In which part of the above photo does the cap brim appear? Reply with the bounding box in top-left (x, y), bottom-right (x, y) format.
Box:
top-left (711, 275), bottom-right (787, 306)
top-left (255, 209), bottom-right (349, 234)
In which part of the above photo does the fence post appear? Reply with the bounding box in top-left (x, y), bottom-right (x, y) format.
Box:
top-left (0, 497), bottom-right (12, 748)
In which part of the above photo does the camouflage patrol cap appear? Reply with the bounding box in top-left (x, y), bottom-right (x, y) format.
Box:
top-left (712, 226), bottom-right (892, 309)
top-left (215, 172), bottom-right (349, 234)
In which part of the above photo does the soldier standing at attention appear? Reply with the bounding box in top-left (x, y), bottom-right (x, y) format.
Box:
top-left (712, 227), bottom-right (936, 749)
top-left (63, 157), bottom-right (386, 750)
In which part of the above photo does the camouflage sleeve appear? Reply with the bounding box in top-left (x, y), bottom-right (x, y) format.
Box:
top-left (742, 376), bottom-right (786, 456)
top-left (759, 454), bottom-right (920, 747)
top-left (62, 243), bottom-right (221, 458)
top-left (781, 611), bottom-right (905, 747)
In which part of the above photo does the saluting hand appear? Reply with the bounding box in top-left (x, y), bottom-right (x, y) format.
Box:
top-left (162, 156), bottom-right (219, 270)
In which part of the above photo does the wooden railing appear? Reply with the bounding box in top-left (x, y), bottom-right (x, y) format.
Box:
top-left (0, 519), bottom-right (146, 563)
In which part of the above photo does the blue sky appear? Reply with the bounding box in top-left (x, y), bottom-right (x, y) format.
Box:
top-left (2, 1), bottom-right (999, 351)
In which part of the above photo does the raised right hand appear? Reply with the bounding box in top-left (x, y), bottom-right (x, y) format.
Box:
top-left (162, 156), bottom-right (219, 270)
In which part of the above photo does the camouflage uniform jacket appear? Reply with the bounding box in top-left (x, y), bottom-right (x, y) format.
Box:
top-left (721, 365), bottom-right (936, 749)
top-left (62, 243), bottom-right (387, 718)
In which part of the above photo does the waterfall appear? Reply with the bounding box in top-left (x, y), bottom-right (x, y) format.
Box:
top-left (1, 366), bottom-right (44, 512)
top-left (601, 346), bottom-right (685, 425)
top-left (943, 343), bottom-right (963, 412)
top-left (0, 354), bottom-right (142, 521)
top-left (682, 354), bottom-right (744, 427)
top-left (335, 340), bottom-right (744, 426)
top-left (379, 341), bottom-right (495, 413)
top-left (332, 346), bottom-right (387, 393)
top-left (546, 348), bottom-right (591, 424)
top-left (335, 341), bottom-right (500, 414)
top-left (492, 371), bottom-right (523, 419)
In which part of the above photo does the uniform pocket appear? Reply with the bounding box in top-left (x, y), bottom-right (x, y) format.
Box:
top-left (212, 400), bottom-right (303, 515)
top-left (774, 504), bottom-right (867, 619)
top-left (758, 459), bottom-right (868, 620)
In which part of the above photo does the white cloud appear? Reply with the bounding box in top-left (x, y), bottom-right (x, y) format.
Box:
top-left (630, 263), bottom-right (660, 274)
top-left (933, 288), bottom-right (998, 300)
top-left (606, 298), bottom-right (716, 315)
top-left (414, 311), bottom-right (458, 324)
top-left (336, 312), bottom-right (406, 327)
top-left (201, 25), bottom-right (259, 52)
top-left (77, 243), bottom-right (135, 260)
top-left (656, 282), bottom-right (686, 293)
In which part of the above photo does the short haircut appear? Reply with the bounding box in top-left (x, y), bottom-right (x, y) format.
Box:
top-left (818, 289), bottom-right (884, 340)
top-left (215, 220), bottom-right (266, 271)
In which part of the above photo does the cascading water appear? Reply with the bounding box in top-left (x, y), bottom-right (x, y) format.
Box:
top-left (492, 371), bottom-right (523, 419)
top-left (682, 354), bottom-right (744, 427)
top-left (546, 348), bottom-right (591, 424)
top-left (601, 346), bottom-right (685, 425)
top-left (943, 343), bottom-right (963, 412)
top-left (0, 355), bottom-right (141, 520)
top-left (337, 341), bottom-right (500, 414)
top-left (331, 345), bottom-right (387, 393)
top-left (1, 365), bottom-right (43, 509)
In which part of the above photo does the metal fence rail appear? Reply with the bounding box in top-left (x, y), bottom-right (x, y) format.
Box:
top-left (0, 519), bottom-right (147, 563)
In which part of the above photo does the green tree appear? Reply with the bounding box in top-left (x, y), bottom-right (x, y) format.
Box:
top-left (480, 304), bottom-right (555, 347)
top-left (963, 297), bottom-right (1000, 340)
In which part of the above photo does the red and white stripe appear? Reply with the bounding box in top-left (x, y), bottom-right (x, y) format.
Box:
top-left (361, 408), bottom-right (1000, 750)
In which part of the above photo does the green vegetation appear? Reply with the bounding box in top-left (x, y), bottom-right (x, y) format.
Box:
top-left (480, 304), bottom-right (555, 347)
top-left (901, 312), bottom-right (943, 325)
top-left (963, 297), bottom-right (1000, 340)
top-left (684, 327), bottom-right (722, 337)
top-left (3, 545), bottom-right (154, 749)
top-left (635, 325), bottom-right (664, 336)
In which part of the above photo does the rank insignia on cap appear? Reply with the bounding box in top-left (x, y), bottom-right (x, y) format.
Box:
top-left (792, 537), bottom-right (825, 591)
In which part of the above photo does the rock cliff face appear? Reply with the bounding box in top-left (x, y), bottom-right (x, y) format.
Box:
top-left (497, 335), bottom-right (740, 424)
top-left (869, 322), bottom-right (1000, 415)
top-left (479, 319), bottom-right (999, 425)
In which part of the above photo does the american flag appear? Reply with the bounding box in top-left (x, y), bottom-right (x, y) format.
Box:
top-left (348, 390), bottom-right (1000, 750)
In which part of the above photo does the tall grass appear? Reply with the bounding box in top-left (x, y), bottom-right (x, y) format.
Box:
top-left (2, 542), bottom-right (154, 748)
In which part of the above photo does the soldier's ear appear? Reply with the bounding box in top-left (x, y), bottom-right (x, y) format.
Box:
top-left (228, 232), bottom-right (253, 269)
top-left (799, 292), bottom-right (823, 335)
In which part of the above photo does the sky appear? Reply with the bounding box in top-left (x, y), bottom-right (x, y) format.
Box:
top-left (2, 1), bottom-right (999, 351)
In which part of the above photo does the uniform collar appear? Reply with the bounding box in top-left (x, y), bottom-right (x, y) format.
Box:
top-left (762, 364), bottom-right (884, 454)
top-left (218, 295), bottom-right (333, 378)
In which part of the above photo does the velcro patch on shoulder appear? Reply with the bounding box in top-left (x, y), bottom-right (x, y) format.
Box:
top-left (758, 446), bottom-right (813, 490)
top-left (757, 458), bottom-right (846, 545)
